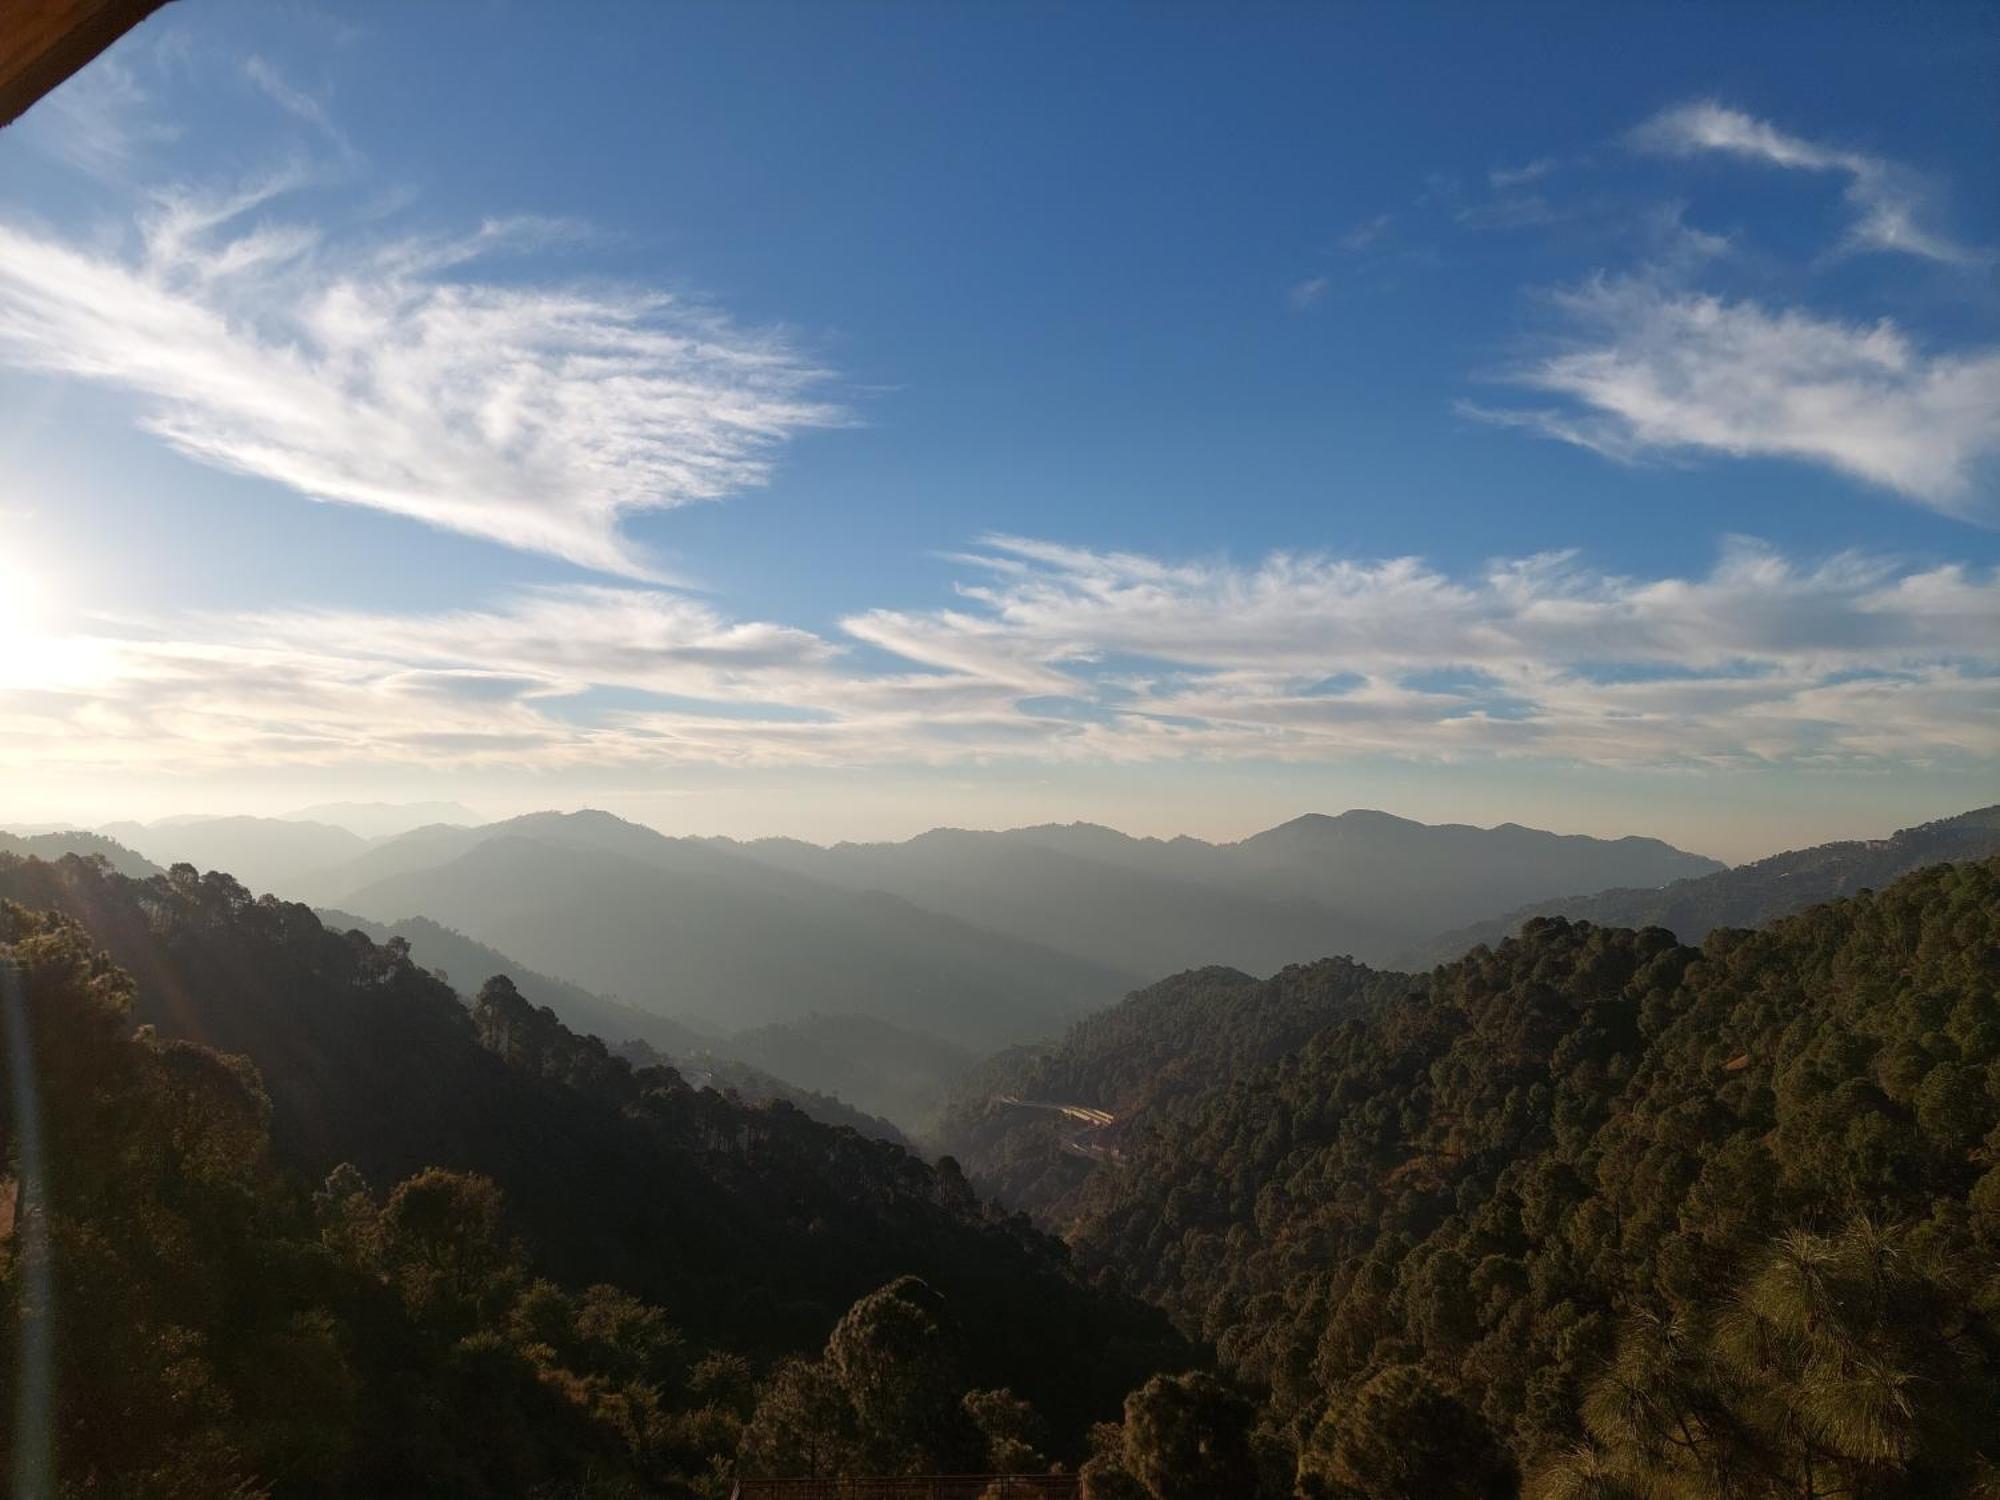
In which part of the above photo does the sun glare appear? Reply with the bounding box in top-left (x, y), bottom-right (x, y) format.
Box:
top-left (0, 552), bottom-right (53, 681)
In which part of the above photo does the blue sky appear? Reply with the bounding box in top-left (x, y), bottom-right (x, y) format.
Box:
top-left (0, 1), bottom-right (1995, 858)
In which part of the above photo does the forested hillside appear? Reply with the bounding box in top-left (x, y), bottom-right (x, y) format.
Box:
top-left (7, 847), bottom-right (1996, 1497)
top-left (1410, 803), bottom-right (2000, 967)
top-left (941, 960), bottom-right (1411, 1225)
top-left (1064, 859), bottom-right (2000, 1496)
top-left (0, 853), bottom-right (1185, 1495)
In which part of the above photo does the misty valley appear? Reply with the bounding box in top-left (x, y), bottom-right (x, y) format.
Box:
top-left (3, 803), bottom-right (1999, 1496)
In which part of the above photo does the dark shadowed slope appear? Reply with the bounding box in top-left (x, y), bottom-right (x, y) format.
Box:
top-left (0, 850), bottom-right (1185, 1447)
top-left (1406, 802), bottom-right (2000, 967)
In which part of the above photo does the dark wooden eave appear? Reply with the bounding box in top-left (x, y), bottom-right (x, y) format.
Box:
top-left (0, 0), bottom-right (172, 128)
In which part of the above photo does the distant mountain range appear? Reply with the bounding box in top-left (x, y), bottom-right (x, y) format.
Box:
top-left (284, 799), bottom-right (481, 838)
top-left (327, 815), bottom-right (1129, 1050)
top-left (0, 807), bottom-right (1726, 1076)
top-left (709, 810), bottom-right (1722, 976)
top-left (1403, 803), bottom-right (2000, 967)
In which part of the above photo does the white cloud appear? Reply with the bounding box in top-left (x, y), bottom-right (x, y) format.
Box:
top-left (1288, 276), bottom-right (1329, 310)
top-left (1489, 158), bottom-right (1557, 190)
top-left (242, 56), bottom-right (357, 161)
top-left (1338, 214), bottom-right (1392, 252)
top-left (1632, 100), bottom-right (1986, 266)
top-left (4, 539), bottom-right (1994, 776)
top-left (1469, 277), bottom-right (2000, 515)
top-left (0, 179), bottom-right (842, 575)
top-left (20, 57), bottom-right (177, 179)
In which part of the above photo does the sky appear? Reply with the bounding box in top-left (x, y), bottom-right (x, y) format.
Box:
top-left (0, 0), bottom-right (1996, 862)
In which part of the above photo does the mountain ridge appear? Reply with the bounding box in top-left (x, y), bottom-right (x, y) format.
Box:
top-left (1404, 802), bottom-right (2000, 967)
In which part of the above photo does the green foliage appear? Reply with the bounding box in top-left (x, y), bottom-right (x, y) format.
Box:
top-left (963, 1386), bottom-right (1049, 1473)
top-left (0, 855), bottom-right (1190, 1495)
top-left (942, 960), bottom-right (1405, 1224)
top-left (740, 1277), bottom-right (1007, 1479)
top-left (1063, 858), bottom-right (2000, 1490)
top-left (1087, 1370), bottom-right (1263, 1500)
top-left (1298, 1364), bottom-right (1514, 1500)
top-left (9, 843), bottom-right (1997, 1497)
top-left (1537, 1219), bottom-right (2000, 1498)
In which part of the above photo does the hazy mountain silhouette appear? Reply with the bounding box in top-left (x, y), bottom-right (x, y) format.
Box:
top-left (99, 815), bottom-right (373, 896)
top-left (717, 809), bottom-right (1721, 970)
top-left (0, 827), bottom-right (162, 878)
top-left (1405, 803), bottom-right (2000, 966)
top-left (319, 907), bottom-right (910, 1141)
top-left (284, 799), bottom-right (482, 838)
top-left (316, 907), bottom-right (713, 1055)
top-left (76, 806), bottom-right (1727, 1061)
top-left (338, 818), bottom-right (1130, 1047)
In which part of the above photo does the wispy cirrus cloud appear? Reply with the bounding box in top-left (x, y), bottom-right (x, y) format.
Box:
top-left (1631, 100), bottom-right (1987, 266)
top-left (1288, 276), bottom-right (1329, 311)
top-left (4, 538), bottom-right (1994, 776)
top-left (241, 56), bottom-right (356, 161)
top-left (0, 172), bottom-right (843, 576)
top-left (1463, 101), bottom-right (1999, 513)
top-left (1466, 277), bottom-right (2000, 516)
top-left (18, 56), bottom-right (178, 180)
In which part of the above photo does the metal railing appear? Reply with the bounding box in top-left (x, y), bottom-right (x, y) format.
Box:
top-left (732, 1478), bottom-right (1080, 1500)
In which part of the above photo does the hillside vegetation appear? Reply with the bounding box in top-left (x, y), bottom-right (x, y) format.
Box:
top-left (6, 845), bottom-right (1997, 1497)
top-left (1065, 859), bottom-right (2000, 1496)
top-left (1409, 803), bottom-right (2000, 967)
top-left (0, 852), bottom-right (1184, 1495)
top-left (942, 961), bottom-right (1411, 1224)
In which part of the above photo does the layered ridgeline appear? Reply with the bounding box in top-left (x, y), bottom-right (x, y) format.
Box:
top-left (307, 811), bottom-right (1132, 1052)
top-left (0, 852), bottom-right (1185, 1497)
top-left (1056, 859), bottom-right (2000, 1497)
top-left (0, 827), bottom-right (162, 878)
top-left (710, 811), bottom-right (1720, 975)
top-left (70, 807), bottom-right (1721, 1074)
top-left (1407, 803), bottom-right (2000, 968)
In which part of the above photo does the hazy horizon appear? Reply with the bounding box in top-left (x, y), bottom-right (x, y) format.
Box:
top-left (4, 3), bottom-right (1996, 874)
top-left (10, 782), bottom-right (1999, 869)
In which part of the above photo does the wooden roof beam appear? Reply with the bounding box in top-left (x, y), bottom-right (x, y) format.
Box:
top-left (1, 0), bottom-right (173, 129)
